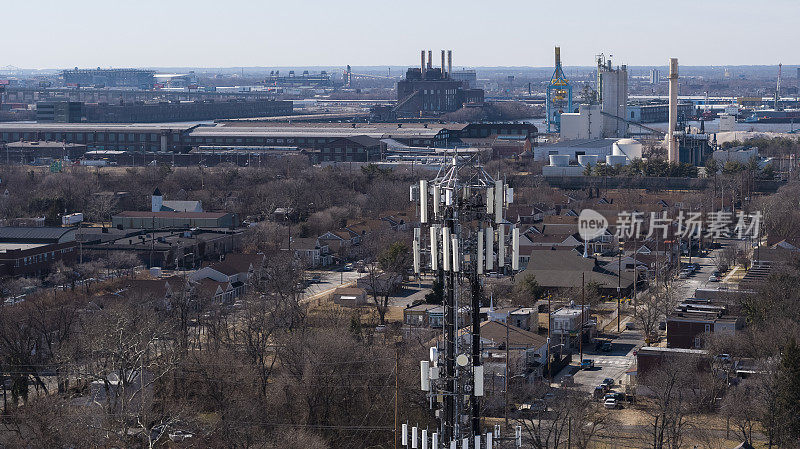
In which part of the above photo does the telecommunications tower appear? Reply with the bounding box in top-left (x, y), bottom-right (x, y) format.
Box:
top-left (404, 154), bottom-right (521, 449)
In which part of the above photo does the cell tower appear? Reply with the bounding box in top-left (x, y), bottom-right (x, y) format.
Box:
top-left (546, 46), bottom-right (573, 133)
top-left (405, 154), bottom-right (521, 449)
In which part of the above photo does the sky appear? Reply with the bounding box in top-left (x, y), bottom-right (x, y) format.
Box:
top-left (4, 0), bottom-right (799, 69)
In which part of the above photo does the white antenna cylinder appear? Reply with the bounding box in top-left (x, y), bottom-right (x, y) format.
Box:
top-left (494, 424), bottom-right (500, 438)
top-left (475, 436), bottom-right (481, 449)
top-left (402, 424), bottom-right (408, 446)
top-left (429, 365), bottom-right (439, 380)
top-left (494, 180), bottom-right (503, 223)
top-left (485, 226), bottom-right (494, 271)
top-left (410, 185), bottom-right (416, 202)
top-left (429, 346), bottom-right (438, 363)
top-left (450, 441), bottom-right (456, 449)
top-left (486, 186), bottom-right (494, 214)
top-left (442, 227), bottom-right (451, 272)
top-left (474, 365), bottom-right (484, 396)
top-left (512, 226), bottom-right (520, 271)
top-left (451, 235), bottom-right (459, 272)
top-left (422, 430), bottom-right (428, 449)
top-left (432, 433), bottom-right (438, 449)
top-left (506, 187), bottom-right (514, 204)
top-left (430, 226), bottom-right (438, 271)
top-left (462, 438), bottom-right (468, 449)
top-left (433, 185), bottom-right (441, 217)
top-left (420, 180), bottom-right (428, 224)
top-left (515, 425), bottom-right (522, 447)
top-left (486, 433), bottom-right (492, 449)
top-left (413, 228), bottom-right (421, 274)
top-left (420, 360), bottom-right (430, 391)
top-left (477, 229), bottom-right (484, 275)
top-left (412, 426), bottom-right (418, 449)
top-left (498, 225), bottom-right (505, 268)
top-left (445, 189), bottom-right (452, 206)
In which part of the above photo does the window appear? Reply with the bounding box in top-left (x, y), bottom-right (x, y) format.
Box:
top-left (694, 337), bottom-right (702, 348)
top-left (704, 324), bottom-right (711, 333)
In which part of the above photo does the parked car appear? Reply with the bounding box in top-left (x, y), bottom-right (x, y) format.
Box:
top-left (601, 342), bottom-right (613, 352)
top-left (602, 378), bottom-right (615, 387)
top-left (625, 322), bottom-right (635, 330)
top-left (593, 385), bottom-right (606, 399)
top-left (580, 359), bottom-right (595, 369)
top-left (708, 275), bottom-right (719, 282)
top-left (605, 391), bottom-right (624, 401)
top-left (603, 397), bottom-right (618, 409)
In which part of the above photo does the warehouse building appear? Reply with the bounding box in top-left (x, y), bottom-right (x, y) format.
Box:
top-left (0, 227), bottom-right (79, 277)
top-left (112, 211), bottom-right (238, 230)
top-left (61, 68), bottom-right (155, 89)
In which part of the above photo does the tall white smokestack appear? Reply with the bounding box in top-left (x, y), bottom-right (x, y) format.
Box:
top-left (667, 58), bottom-right (679, 163)
top-left (421, 50), bottom-right (426, 75)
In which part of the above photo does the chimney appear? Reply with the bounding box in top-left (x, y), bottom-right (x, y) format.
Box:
top-left (441, 50), bottom-right (446, 78)
top-left (667, 57), bottom-right (679, 163)
top-left (421, 50), bottom-right (425, 75)
top-left (447, 50), bottom-right (452, 78)
top-left (555, 46), bottom-right (561, 67)
top-left (427, 50), bottom-right (432, 70)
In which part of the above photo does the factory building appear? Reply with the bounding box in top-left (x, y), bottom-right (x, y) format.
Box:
top-left (36, 101), bottom-right (83, 123)
top-left (539, 138), bottom-right (643, 177)
top-left (0, 123), bottom-right (196, 153)
top-left (34, 100), bottom-right (292, 123)
top-left (627, 101), bottom-right (693, 123)
top-left (560, 55), bottom-right (628, 140)
top-left (395, 50), bottom-right (484, 116)
top-left (62, 68), bottom-right (155, 89)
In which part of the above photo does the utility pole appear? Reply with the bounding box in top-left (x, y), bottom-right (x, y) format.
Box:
top-left (504, 318), bottom-right (509, 428)
top-left (395, 344), bottom-right (399, 449)
top-left (580, 272), bottom-right (584, 362)
top-left (617, 243), bottom-right (622, 333)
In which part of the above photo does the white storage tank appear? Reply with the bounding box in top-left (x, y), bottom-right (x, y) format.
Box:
top-left (577, 155), bottom-right (598, 167)
top-left (549, 154), bottom-right (570, 167)
top-left (612, 138), bottom-right (643, 160)
top-left (606, 154), bottom-right (629, 166)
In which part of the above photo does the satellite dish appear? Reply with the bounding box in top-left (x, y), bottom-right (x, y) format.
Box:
top-left (456, 354), bottom-right (469, 367)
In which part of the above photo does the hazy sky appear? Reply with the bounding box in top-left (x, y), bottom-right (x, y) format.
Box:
top-left (5, 0), bottom-right (798, 69)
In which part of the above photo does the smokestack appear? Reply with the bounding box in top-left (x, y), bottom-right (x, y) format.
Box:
top-left (421, 50), bottom-right (425, 75)
top-left (427, 50), bottom-right (432, 70)
top-left (555, 46), bottom-right (561, 67)
top-left (441, 50), bottom-right (446, 78)
top-left (667, 57), bottom-right (679, 163)
top-left (447, 50), bottom-right (452, 79)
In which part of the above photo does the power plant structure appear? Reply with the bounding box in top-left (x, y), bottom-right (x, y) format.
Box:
top-left (395, 50), bottom-right (484, 117)
top-left (545, 47), bottom-right (572, 133)
top-left (405, 155), bottom-right (521, 449)
top-left (596, 54), bottom-right (628, 138)
top-left (559, 52), bottom-right (629, 140)
top-left (667, 57), bottom-right (679, 163)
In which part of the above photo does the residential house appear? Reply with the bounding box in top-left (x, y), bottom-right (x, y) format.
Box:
top-left (284, 237), bottom-right (331, 268)
top-left (550, 303), bottom-right (593, 349)
top-left (469, 320), bottom-right (549, 384)
top-left (189, 253), bottom-right (265, 301)
top-left (522, 250), bottom-right (636, 296)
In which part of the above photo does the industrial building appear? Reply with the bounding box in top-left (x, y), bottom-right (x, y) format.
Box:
top-left (263, 71), bottom-right (333, 88)
top-left (395, 50), bottom-right (484, 116)
top-left (539, 138), bottom-right (643, 177)
top-left (62, 68), bottom-right (155, 89)
top-left (0, 227), bottom-right (78, 278)
top-left (112, 211), bottom-right (238, 230)
top-left (627, 100), bottom-right (693, 123)
top-left (0, 122), bottom-right (536, 161)
top-left (5, 141), bottom-right (88, 163)
top-left (36, 101), bottom-right (83, 123)
top-left (560, 55), bottom-right (628, 139)
top-left (34, 99), bottom-right (292, 123)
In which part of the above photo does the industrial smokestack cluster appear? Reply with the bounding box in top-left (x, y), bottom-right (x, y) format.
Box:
top-left (419, 49), bottom-right (453, 78)
top-left (667, 57), bottom-right (679, 163)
